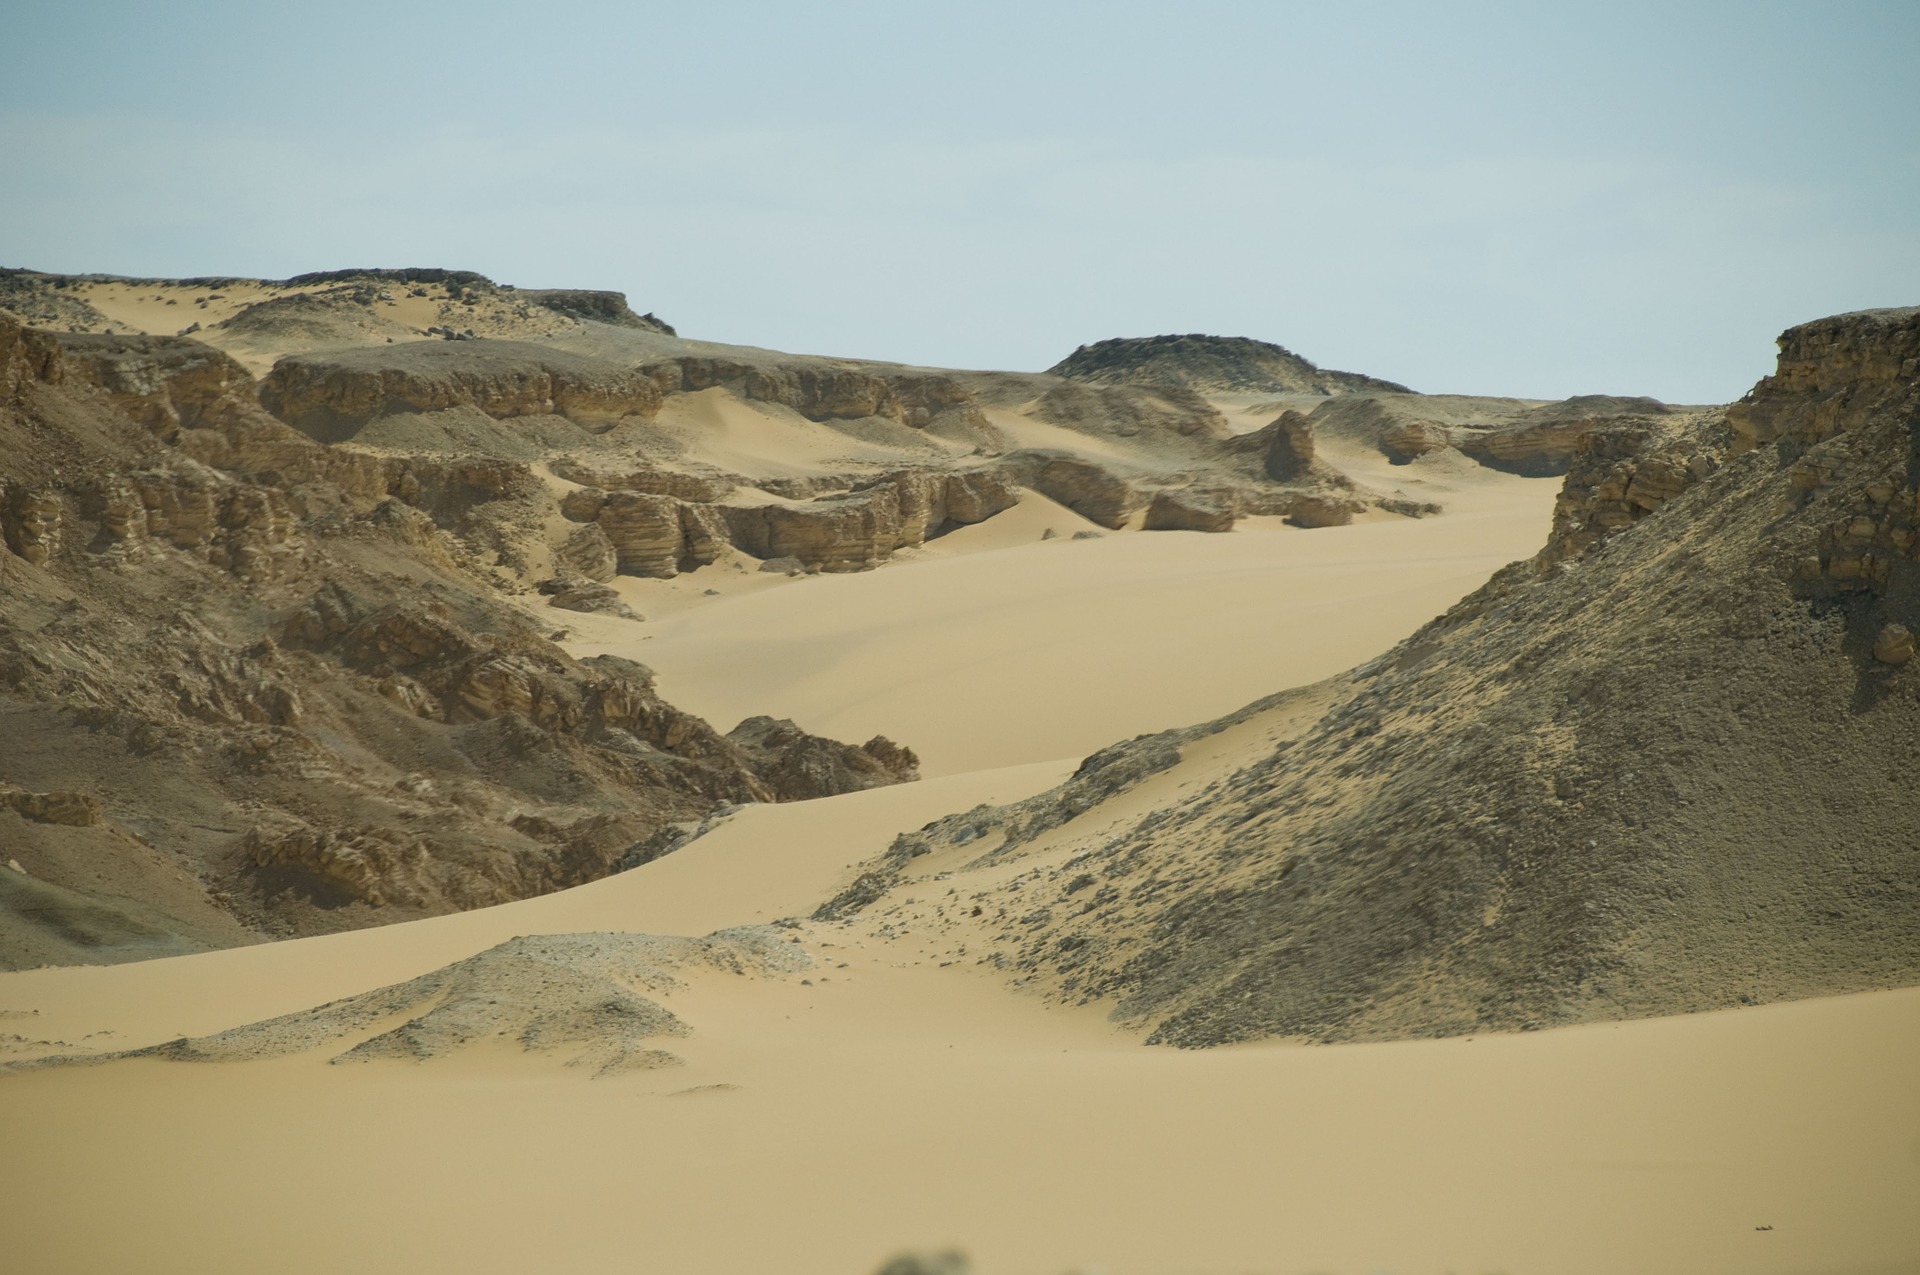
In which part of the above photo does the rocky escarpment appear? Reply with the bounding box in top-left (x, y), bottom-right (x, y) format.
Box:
top-left (824, 305), bottom-right (1920, 1046)
top-left (1049, 334), bottom-right (1412, 396)
top-left (0, 312), bottom-right (919, 968)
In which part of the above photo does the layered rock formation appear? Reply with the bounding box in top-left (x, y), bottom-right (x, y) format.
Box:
top-left (647, 356), bottom-right (988, 430)
top-left (261, 341), bottom-right (667, 441)
top-left (557, 466), bottom-right (1023, 576)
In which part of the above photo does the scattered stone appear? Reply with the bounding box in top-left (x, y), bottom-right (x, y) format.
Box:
top-left (874, 1250), bottom-right (970, 1275)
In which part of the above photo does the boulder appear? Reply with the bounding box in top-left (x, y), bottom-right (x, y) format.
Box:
top-left (1284, 492), bottom-right (1358, 528)
top-left (1144, 490), bottom-right (1235, 533)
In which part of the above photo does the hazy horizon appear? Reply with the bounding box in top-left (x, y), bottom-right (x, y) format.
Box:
top-left (4, 0), bottom-right (1917, 402)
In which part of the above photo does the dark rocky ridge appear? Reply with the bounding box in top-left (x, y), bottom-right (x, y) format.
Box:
top-left (1049, 333), bottom-right (1413, 396)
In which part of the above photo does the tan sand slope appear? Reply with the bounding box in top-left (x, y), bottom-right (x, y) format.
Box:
top-left (573, 466), bottom-right (1557, 775)
top-left (1, 761), bottom-right (1916, 1275)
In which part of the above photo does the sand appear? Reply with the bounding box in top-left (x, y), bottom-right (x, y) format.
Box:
top-left (4, 440), bottom-right (1915, 1274)
top-left (1, 757), bottom-right (1915, 1274)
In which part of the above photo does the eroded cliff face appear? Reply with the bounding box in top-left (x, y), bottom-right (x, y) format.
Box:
top-left (0, 313), bottom-right (918, 969)
top-left (819, 306), bottom-right (1920, 1046)
top-left (260, 342), bottom-right (669, 440)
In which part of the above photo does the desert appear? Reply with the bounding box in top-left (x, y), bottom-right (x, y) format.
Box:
top-left (4, 8), bottom-right (1920, 1274)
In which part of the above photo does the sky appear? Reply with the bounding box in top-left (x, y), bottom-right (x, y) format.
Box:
top-left (3, 1), bottom-right (1917, 402)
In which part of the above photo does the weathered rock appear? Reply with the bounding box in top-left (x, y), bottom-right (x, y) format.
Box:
top-left (547, 460), bottom-right (732, 503)
top-left (758, 556), bottom-right (807, 575)
top-left (596, 491), bottom-right (686, 578)
top-left (725, 716), bottom-right (920, 800)
top-left (942, 467), bottom-right (1020, 524)
top-left (1458, 416), bottom-right (1610, 477)
top-left (1728, 307), bottom-right (1920, 452)
top-left (1873, 623), bottom-right (1914, 666)
top-left (1005, 453), bottom-right (1142, 529)
top-left (554, 523), bottom-right (617, 582)
top-left (245, 820), bottom-right (434, 908)
top-left (49, 333), bottom-right (255, 440)
top-left (1, 789), bottom-right (105, 827)
top-left (259, 342), bottom-right (666, 441)
top-left (722, 489), bottom-right (907, 573)
top-left (645, 357), bottom-right (987, 430)
top-left (1263, 410), bottom-right (1318, 481)
top-left (1380, 418), bottom-right (1453, 463)
top-left (544, 579), bottom-right (639, 620)
top-left (514, 288), bottom-right (674, 333)
top-left (1283, 492), bottom-right (1359, 528)
top-left (1143, 489), bottom-right (1236, 533)
top-left (1539, 424), bottom-right (1719, 570)
top-left (1, 487), bottom-right (63, 564)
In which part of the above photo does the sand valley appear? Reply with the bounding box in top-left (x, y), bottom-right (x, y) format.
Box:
top-left (2, 267), bottom-right (1916, 1274)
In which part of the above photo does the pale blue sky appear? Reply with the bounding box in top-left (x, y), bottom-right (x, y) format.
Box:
top-left (4, 1), bottom-right (1917, 401)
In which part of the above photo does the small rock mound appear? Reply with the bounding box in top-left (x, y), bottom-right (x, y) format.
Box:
top-left (16, 927), bottom-right (809, 1077)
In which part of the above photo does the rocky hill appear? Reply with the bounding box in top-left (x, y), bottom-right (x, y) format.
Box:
top-left (0, 313), bottom-right (917, 969)
top-left (824, 306), bottom-right (1920, 1043)
top-left (1048, 333), bottom-right (1413, 396)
